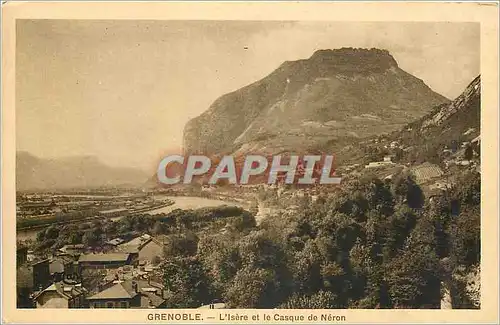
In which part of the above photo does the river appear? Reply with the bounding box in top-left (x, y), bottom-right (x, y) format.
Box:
top-left (147, 196), bottom-right (244, 214)
top-left (17, 196), bottom-right (243, 242)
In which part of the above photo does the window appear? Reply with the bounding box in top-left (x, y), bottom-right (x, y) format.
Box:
top-left (120, 301), bottom-right (128, 308)
top-left (106, 302), bottom-right (114, 308)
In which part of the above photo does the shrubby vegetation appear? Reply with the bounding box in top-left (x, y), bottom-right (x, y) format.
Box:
top-left (30, 206), bottom-right (250, 255)
top-left (18, 208), bottom-right (100, 229)
top-left (160, 170), bottom-right (479, 309)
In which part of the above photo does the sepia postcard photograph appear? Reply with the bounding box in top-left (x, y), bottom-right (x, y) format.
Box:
top-left (1, 1), bottom-right (499, 324)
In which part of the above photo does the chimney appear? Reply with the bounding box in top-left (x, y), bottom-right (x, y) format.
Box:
top-left (132, 281), bottom-right (138, 293)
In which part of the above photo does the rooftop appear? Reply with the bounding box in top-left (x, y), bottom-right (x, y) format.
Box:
top-left (79, 253), bottom-right (131, 263)
top-left (106, 238), bottom-right (125, 246)
top-left (118, 234), bottom-right (154, 252)
top-left (198, 303), bottom-right (227, 309)
top-left (34, 280), bottom-right (86, 300)
top-left (87, 281), bottom-right (137, 300)
top-left (60, 244), bottom-right (85, 250)
top-left (87, 280), bottom-right (165, 307)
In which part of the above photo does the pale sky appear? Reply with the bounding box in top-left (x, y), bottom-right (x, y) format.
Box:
top-left (16, 20), bottom-right (479, 172)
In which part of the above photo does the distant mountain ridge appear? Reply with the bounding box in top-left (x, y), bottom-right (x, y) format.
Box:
top-left (183, 48), bottom-right (449, 156)
top-left (16, 152), bottom-right (148, 191)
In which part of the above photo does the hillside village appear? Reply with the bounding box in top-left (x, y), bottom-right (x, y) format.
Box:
top-left (18, 233), bottom-right (169, 308)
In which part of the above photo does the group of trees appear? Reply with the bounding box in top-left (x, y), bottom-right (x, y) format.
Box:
top-left (17, 207), bottom-right (99, 229)
top-left (30, 206), bottom-right (250, 256)
top-left (160, 170), bottom-right (480, 309)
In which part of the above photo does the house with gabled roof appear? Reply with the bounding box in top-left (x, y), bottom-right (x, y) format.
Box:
top-left (116, 234), bottom-right (164, 264)
top-left (33, 279), bottom-right (87, 308)
top-left (86, 280), bottom-right (165, 309)
top-left (78, 253), bottom-right (138, 270)
top-left (59, 244), bottom-right (85, 256)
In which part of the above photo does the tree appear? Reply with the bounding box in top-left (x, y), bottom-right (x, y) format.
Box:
top-left (384, 245), bottom-right (441, 308)
top-left (36, 230), bottom-right (46, 243)
top-left (384, 204), bottom-right (417, 256)
top-left (451, 264), bottom-right (480, 309)
top-left (279, 290), bottom-right (338, 309)
top-left (291, 240), bottom-right (324, 295)
top-left (391, 173), bottom-right (424, 209)
top-left (163, 257), bottom-right (214, 308)
top-left (365, 178), bottom-right (394, 216)
top-left (163, 231), bottom-right (199, 257)
top-left (152, 221), bottom-right (167, 235)
top-left (224, 267), bottom-right (278, 308)
top-left (448, 211), bottom-right (480, 266)
top-left (82, 230), bottom-right (99, 247)
top-left (198, 235), bottom-right (242, 293)
top-left (384, 216), bottom-right (441, 308)
top-left (44, 226), bottom-right (60, 240)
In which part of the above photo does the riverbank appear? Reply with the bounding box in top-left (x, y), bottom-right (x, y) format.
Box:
top-left (17, 195), bottom-right (245, 241)
top-left (146, 196), bottom-right (248, 215)
top-left (17, 200), bottom-right (175, 232)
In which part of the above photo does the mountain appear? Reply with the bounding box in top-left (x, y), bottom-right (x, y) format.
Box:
top-left (337, 75), bottom-right (480, 165)
top-left (417, 75), bottom-right (480, 134)
top-left (183, 48), bottom-right (449, 156)
top-left (394, 74), bottom-right (480, 160)
top-left (16, 152), bottom-right (148, 191)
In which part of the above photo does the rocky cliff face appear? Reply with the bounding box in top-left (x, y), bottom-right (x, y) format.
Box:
top-left (420, 75), bottom-right (480, 131)
top-left (183, 48), bottom-right (449, 156)
top-left (336, 75), bottom-right (480, 166)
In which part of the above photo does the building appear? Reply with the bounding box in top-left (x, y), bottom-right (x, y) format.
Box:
top-left (430, 181), bottom-right (451, 191)
top-left (27, 250), bottom-right (36, 263)
top-left (17, 265), bottom-right (34, 308)
top-left (33, 279), bottom-right (87, 308)
top-left (17, 246), bottom-right (28, 266)
top-left (365, 160), bottom-right (395, 168)
top-left (105, 238), bottom-right (125, 247)
top-left (198, 303), bottom-right (227, 309)
top-left (50, 256), bottom-right (79, 282)
top-left (117, 235), bottom-right (164, 264)
top-left (32, 259), bottom-right (52, 291)
top-left (59, 244), bottom-right (85, 256)
top-left (78, 253), bottom-right (137, 270)
top-left (390, 141), bottom-right (400, 149)
top-left (86, 280), bottom-right (165, 309)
